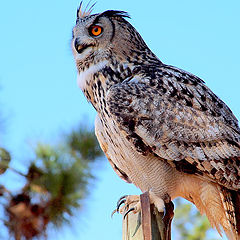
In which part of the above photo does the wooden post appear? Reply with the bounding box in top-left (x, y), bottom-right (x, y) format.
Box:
top-left (122, 192), bottom-right (174, 240)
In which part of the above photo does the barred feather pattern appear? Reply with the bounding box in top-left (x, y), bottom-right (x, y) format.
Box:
top-left (72, 8), bottom-right (240, 239)
top-left (219, 187), bottom-right (237, 239)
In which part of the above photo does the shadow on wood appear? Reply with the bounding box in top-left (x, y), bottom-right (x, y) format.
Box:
top-left (122, 192), bottom-right (174, 240)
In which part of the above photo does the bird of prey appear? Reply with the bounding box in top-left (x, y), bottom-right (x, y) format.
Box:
top-left (71, 3), bottom-right (240, 239)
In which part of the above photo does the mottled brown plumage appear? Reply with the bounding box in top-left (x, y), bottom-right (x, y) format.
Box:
top-left (72, 5), bottom-right (240, 239)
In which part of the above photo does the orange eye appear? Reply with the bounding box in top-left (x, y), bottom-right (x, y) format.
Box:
top-left (90, 25), bottom-right (103, 36)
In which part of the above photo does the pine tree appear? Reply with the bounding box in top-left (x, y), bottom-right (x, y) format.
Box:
top-left (0, 125), bottom-right (103, 239)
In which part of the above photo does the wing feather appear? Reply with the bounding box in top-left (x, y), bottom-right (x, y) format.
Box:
top-left (106, 65), bottom-right (240, 189)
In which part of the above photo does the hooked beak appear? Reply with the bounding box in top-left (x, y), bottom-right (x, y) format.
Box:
top-left (74, 38), bottom-right (94, 54)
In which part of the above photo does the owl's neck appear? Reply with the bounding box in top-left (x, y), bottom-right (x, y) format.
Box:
top-left (77, 54), bottom-right (162, 112)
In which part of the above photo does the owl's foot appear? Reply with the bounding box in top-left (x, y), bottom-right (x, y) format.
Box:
top-left (118, 195), bottom-right (141, 218)
top-left (112, 191), bottom-right (165, 219)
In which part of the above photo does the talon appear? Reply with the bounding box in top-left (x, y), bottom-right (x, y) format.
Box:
top-left (117, 199), bottom-right (126, 212)
top-left (111, 209), bottom-right (117, 218)
top-left (162, 206), bottom-right (166, 219)
top-left (123, 207), bottom-right (135, 219)
top-left (113, 194), bottom-right (141, 216)
top-left (117, 195), bottom-right (128, 207)
top-left (111, 195), bottom-right (128, 217)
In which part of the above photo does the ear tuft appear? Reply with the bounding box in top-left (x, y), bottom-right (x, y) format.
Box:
top-left (76, 1), bottom-right (96, 23)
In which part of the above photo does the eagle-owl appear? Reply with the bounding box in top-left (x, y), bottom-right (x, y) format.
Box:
top-left (72, 3), bottom-right (240, 239)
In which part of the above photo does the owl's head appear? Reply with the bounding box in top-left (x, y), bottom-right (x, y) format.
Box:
top-left (72, 3), bottom-right (151, 69)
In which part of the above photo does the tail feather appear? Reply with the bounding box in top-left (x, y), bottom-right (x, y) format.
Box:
top-left (230, 190), bottom-right (240, 238)
top-left (180, 175), bottom-right (240, 239)
top-left (219, 187), bottom-right (239, 240)
top-left (188, 180), bottom-right (240, 240)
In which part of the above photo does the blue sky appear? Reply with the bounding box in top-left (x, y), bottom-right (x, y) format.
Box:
top-left (0, 0), bottom-right (239, 239)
